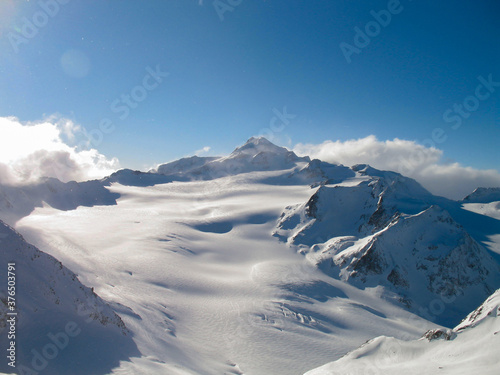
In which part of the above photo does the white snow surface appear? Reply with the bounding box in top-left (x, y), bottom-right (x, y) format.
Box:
top-left (15, 171), bottom-right (434, 375)
top-left (304, 288), bottom-right (500, 375)
top-left (0, 220), bottom-right (136, 375)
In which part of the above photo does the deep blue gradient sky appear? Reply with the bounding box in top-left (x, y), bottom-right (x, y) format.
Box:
top-left (0, 0), bottom-right (498, 170)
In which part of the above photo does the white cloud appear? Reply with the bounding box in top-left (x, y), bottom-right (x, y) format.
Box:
top-left (293, 135), bottom-right (500, 200)
top-left (194, 146), bottom-right (211, 156)
top-left (0, 116), bottom-right (119, 185)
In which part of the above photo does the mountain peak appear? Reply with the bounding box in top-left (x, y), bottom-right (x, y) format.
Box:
top-left (231, 137), bottom-right (289, 157)
top-left (247, 136), bottom-right (271, 145)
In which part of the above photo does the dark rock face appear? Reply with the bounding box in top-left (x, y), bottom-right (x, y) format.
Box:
top-left (422, 328), bottom-right (456, 341)
top-left (351, 242), bottom-right (387, 277)
top-left (305, 192), bottom-right (319, 218)
top-left (387, 267), bottom-right (409, 289)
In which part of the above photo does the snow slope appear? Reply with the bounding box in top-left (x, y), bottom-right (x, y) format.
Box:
top-left (16, 172), bottom-right (435, 375)
top-left (0, 220), bottom-right (137, 375)
top-left (304, 288), bottom-right (500, 375)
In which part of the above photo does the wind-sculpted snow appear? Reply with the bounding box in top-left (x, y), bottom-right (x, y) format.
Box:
top-left (0, 220), bottom-right (138, 375)
top-left (304, 289), bottom-right (500, 375)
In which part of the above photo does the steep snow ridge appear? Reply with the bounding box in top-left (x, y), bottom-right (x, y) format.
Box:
top-left (462, 187), bottom-right (500, 203)
top-left (275, 181), bottom-right (375, 245)
top-left (0, 220), bottom-right (138, 375)
top-left (304, 289), bottom-right (500, 375)
top-left (351, 164), bottom-right (433, 212)
top-left (455, 288), bottom-right (500, 331)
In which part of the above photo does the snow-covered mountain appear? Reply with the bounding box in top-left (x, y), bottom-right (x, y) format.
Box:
top-left (275, 164), bottom-right (433, 245)
top-left (304, 288), bottom-right (500, 375)
top-left (153, 136), bottom-right (311, 181)
top-left (0, 220), bottom-right (138, 375)
top-left (274, 163), bottom-right (500, 326)
top-left (1, 137), bottom-right (499, 374)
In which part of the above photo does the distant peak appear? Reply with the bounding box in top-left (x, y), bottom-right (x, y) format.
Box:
top-left (462, 187), bottom-right (500, 203)
top-left (244, 136), bottom-right (275, 146)
top-left (351, 164), bottom-right (372, 173)
top-left (231, 137), bottom-right (289, 157)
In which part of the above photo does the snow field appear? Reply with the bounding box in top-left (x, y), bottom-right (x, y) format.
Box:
top-left (17, 173), bottom-right (434, 374)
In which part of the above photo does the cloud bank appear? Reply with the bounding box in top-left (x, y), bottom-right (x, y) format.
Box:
top-left (1, 118), bottom-right (497, 200)
top-left (0, 116), bottom-right (119, 185)
top-left (293, 135), bottom-right (500, 200)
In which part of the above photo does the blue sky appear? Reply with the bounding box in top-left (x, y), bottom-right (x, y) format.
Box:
top-left (0, 0), bottom-right (498, 177)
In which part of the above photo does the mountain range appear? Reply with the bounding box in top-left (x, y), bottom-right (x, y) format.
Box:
top-left (1, 137), bottom-right (499, 374)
